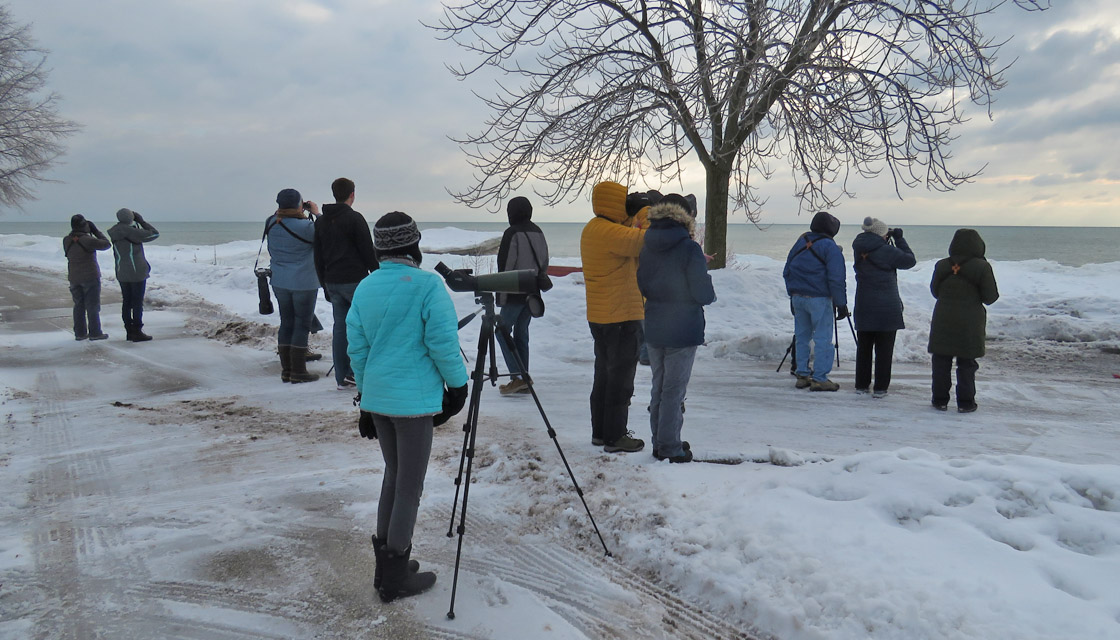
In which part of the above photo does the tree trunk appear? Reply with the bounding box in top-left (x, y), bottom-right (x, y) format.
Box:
top-left (703, 165), bottom-right (732, 270)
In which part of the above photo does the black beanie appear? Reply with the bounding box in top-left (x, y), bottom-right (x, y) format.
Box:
top-left (810, 211), bottom-right (840, 238)
top-left (276, 188), bottom-right (301, 209)
top-left (507, 196), bottom-right (533, 224)
top-left (70, 214), bottom-right (89, 233)
top-left (374, 211), bottom-right (422, 264)
top-left (659, 193), bottom-right (693, 217)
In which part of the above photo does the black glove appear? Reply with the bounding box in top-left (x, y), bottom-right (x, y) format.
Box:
top-left (353, 393), bottom-right (377, 439)
top-left (834, 305), bottom-right (850, 320)
top-left (432, 384), bottom-right (469, 427)
top-left (890, 227), bottom-right (903, 240)
top-left (132, 212), bottom-right (144, 224)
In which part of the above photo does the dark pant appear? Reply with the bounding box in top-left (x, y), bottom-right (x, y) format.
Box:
top-left (325, 282), bottom-right (359, 385)
top-left (498, 301), bottom-right (531, 378)
top-left (70, 280), bottom-right (103, 338)
top-left (589, 320), bottom-right (641, 444)
top-left (273, 287), bottom-right (318, 348)
top-left (931, 354), bottom-right (979, 408)
top-left (119, 280), bottom-right (147, 328)
top-left (855, 330), bottom-right (897, 392)
top-left (372, 414), bottom-right (434, 555)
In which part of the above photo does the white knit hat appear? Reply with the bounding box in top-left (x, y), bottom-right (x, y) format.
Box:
top-left (861, 216), bottom-right (888, 237)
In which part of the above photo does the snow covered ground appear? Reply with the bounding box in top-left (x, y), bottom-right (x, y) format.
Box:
top-left (1, 228), bottom-right (1119, 640)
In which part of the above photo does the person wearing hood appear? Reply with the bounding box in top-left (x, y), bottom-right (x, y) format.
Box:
top-left (266, 188), bottom-right (321, 383)
top-left (107, 207), bottom-right (160, 342)
top-left (580, 181), bottom-right (647, 453)
top-left (313, 178), bottom-right (378, 391)
top-left (928, 228), bottom-right (1000, 413)
top-left (852, 217), bottom-right (917, 397)
top-left (64, 214), bottom-right (112, 341)
top-left (495, 196), bottom-right (550, 396)
top-left (637, 194), bottom-right (715, 463)
top-left (346, 211), bottom-right (468, 603)
top-left (782, 211), bottom-right (848, 392)
top-left (626, 191), bottom-right (653, 366)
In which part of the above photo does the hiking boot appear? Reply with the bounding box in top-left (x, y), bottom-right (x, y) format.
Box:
top-left (89, 333), bottom-right (109, 341)
top-left (668, 450), bottom-right (693, 464)
top-left (378, 547), bottom-right (436, 603)
top-left (932, 402), bottom-right (949, 412)
top-left (127, 326), bottom-right (153, 342)
top-left (810, 379), bottom-right (840, 392)
top-left (957, 403), bottom-right (978, 414)
top-left (795, 375), bottom-right (812, 389)
top-left (872, 390), bottom-right (888, 399)
top-left (305, 348), bottom-right (323, 361)
top-left (499, 378), bottom-right (528, 396)
top-left (74, 334), bottom-right (87, 341)
top-left (591, 437), bottom-right (604, 446)
top-left (603, 432), bottom-right (645, 453)
top-left (855, 388), bottom-right (870, 395)
top-left (653, 441), bottom-right (690, 460)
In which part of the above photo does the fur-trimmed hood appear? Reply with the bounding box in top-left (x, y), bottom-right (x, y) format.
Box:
top-left (647, 201), bottom-right (695, 237)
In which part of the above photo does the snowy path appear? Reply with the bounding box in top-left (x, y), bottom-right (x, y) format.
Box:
top-left (0, 267), bottom-right (765, 639)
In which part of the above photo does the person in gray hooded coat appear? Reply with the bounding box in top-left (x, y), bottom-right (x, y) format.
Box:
top-left (64, 214), bottom-right (112, 341)
top-left (107, 208), bottom-right (160, 342)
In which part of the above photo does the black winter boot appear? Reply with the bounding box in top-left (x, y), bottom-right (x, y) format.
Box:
top-left (128, 323), bottom-right (153, 342)
top-left (378, 547), bottom-right (435, 603)
top-left (278, 345), bottom-right (292, 383)
top-left (288, 346), bottom-right (320, 383)
top-left (371, 536), bottom-right (420, 590)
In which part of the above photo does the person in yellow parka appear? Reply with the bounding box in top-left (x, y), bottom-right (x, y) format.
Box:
top-left (581, 181), bottom-right (648, 453)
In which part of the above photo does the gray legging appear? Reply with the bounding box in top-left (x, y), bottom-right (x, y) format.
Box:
top-left (372, 414), bottom-right (434, 555)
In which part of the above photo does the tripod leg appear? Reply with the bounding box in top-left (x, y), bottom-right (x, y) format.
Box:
top-left (493, 316), bottom-right (613, 557)
top-left (834, 317), bottom-right (841, 365)
top-left (776, 336), bottom-right (794, 373)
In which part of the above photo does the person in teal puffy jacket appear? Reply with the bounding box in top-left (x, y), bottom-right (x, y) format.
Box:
top-left (346, 211), bottom-right (468, 603)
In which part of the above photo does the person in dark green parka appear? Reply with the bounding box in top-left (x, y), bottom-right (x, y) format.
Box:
top-left (927, 228), bottom-right (999, 413)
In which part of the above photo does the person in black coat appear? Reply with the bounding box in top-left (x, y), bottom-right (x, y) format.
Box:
top-left (851, 217), bottom-right (916, 397)
top-left (313, 177), bottom-right (379, 390)
top-left (496, 196), bottom-right (549, 395)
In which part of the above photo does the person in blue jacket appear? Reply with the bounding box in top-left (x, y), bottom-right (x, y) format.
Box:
top-left (852, 217), bottom-right (916, 397)
top-left (346, 211), bottom-right (468, 603)
top-left (266, 188), bottom-right (321, 382)
top-left (637, 194), bottom-right (715, 463)
top-left (783, 211), bottom-right (848, 392)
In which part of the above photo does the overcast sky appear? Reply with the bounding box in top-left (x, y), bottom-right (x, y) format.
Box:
top-left (5, 0), bottom-right (1119, 226)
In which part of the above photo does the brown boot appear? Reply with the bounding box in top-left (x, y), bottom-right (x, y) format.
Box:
top-left (288, 346), bottom-right (320, 383)
top-left (278, 345), bottom-right (292, 383)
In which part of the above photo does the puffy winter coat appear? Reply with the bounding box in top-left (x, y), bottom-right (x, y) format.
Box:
top-left (851, 232), bottom-right (916, 332)
top-left (346, 261), bottom-right (468, 417)
top-left (265, 210), bottom-right (319, 291)
top-left (496, 208), bottom-right (549, 307)
top-left (637, 202), bottom-right (716, 348)
top-left (581, 181), bottom-right (646, 324)
top-left (313, 203), bottom-right (378, 285)
top-left (63, 231), bottom-right (111, 284)
top-left (927, 229), bottom-right (1000, 358)
top-left (783, 232), bottom-right (847, 307)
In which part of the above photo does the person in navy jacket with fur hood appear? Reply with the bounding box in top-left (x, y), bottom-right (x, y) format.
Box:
top-left (851, 217), bottom-right (916, 397)
top-left (637, 194), bottom-right (715, 463)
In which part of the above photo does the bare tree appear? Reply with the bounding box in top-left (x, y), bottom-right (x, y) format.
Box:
top-left (0, 5), bottom-right (78, 210)
top-left (432, 0), bottom-right (1049, 268)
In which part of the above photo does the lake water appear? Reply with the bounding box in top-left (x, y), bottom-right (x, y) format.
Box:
top-left (2, 220), bottom-right (1117, 267)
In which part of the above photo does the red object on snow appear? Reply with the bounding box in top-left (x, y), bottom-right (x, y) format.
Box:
top-left (547, 265), bottom-right (583, 277)
top-left (1113, 373), bottom-right (1120, 379)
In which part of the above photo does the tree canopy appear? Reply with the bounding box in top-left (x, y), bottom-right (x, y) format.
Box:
top-left (433, 0), bottom-right (1049, 268)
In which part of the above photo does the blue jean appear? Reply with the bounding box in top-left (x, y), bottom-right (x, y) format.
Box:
top-left (648, 345), bottom-right (697, 458)
top-left (792, 295), bottom-right (835, 382)
top-left (273, 287), bottom-right (318, 348)
top-left (325, 282), bottom-right (359, 384)
top-left (70, 280), bottom-right (103, 338)
top-left (119, 280), bottom-right (147, 328)
top-left (498, 301), bottom-right (531, 378)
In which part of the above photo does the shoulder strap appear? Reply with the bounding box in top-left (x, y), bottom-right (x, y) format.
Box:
top-left (792, 233), bottom-right (827, 266)
top-left (65, 235), bottom-right (94, 256)
top-left (523, 231), bottom-right (545, 272)
top-left (276, 219), bottom-right (313, 244)
top-left (255, 218), bottom-right (278, 271)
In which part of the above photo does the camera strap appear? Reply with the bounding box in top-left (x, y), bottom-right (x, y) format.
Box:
top-left (255, 216), bottom-right (313, 270)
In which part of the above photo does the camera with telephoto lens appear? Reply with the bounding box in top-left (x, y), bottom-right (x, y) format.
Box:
top-left (302, 201), bottom-right (312, 212)
top-left (255, 267), bottom-right (274, 315)
top-left (434, 262), bottom-right (539, 295)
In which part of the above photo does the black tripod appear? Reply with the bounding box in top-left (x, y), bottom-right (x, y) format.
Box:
top-left (445, 292), bottom-right (611, 620)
